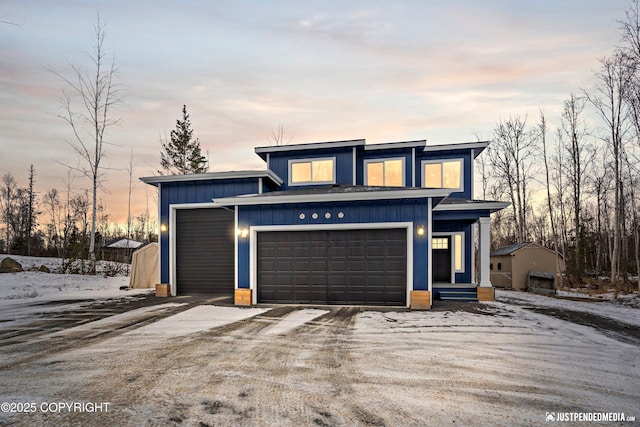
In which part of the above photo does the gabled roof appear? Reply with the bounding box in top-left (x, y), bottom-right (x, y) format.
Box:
top-left (491, 242), bottom-right (561, 257)
top-left (107, 238), bottom-right (142, 249)
top-left (140, 170), bottom-right (283, 187)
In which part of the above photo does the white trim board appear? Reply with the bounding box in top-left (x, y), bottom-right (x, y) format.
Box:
top-left (140, 170), bottom-right (283, 186)
top-left (249, 222), bottom-right (414, 307)
top-left (255, 139), bottom-right (366, 155)
top-left (214, 188), bottom-right (451, 206)
top-left (434, 201), bottom-right (510, 211)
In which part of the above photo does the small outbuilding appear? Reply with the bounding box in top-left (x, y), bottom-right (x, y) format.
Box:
top-left (129, 243), bottom-right (159, 289)
top-left (490, 242), bottom-right (564, 291)
top-left (101, 239), bottom-right (143, 263)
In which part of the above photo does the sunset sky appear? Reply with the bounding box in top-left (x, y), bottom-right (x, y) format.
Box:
top-left (0, 0), bottom-right (628, 225)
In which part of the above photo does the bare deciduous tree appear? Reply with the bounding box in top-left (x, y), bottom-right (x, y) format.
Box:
top-left (560, 94), bottom-right (593, 280)
top-left (1, 173), bottom-right (17, 253)
top-left (537, 110), bottom-right (563, 278)
top-left (490, 115), bottom-right (537, 243)
top-left (270, 124), bottom-right (293, 146)
top-left (584, 52), bottom-right (634, 282)
top-left (49, 16), bottom-right (124, 273)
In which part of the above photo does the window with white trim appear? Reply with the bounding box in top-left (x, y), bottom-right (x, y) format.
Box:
top-left (365, 158), bottom-right (404, 187)
top-left (422, 159), bottom-right (463, 190)
top-left (289, 158), bottom-right (335, 185)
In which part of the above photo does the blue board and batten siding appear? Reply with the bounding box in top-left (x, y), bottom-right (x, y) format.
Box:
top-left (236, 198), bottom-right (431, 292)
top-left (158, 178), bottom-right (260, 283)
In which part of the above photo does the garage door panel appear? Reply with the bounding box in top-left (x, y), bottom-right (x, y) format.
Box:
top-left (175, 208), bottom-right (234, 295)
top-left (257, 228), bottom-right (406, 305)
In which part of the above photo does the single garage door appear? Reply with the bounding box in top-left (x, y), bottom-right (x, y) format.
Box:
top-left (257, 228), bottom-right (407, 305)
top-left (175, 208), bottom-right (234, 295)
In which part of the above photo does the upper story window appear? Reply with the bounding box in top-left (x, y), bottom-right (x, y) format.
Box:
top-left (365, 158), bottom-right (404, 187)
top-left (289, 157), bottom-right (336, 186)
top-left (422, 159), bottom-right (463, 191)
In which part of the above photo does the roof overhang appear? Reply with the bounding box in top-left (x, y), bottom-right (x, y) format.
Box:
top-left (139, 170), bottom-right (283, 187)
top-left (364, 140), bottom-right (427, 151)
top-left (212, 188), bottom-right (452, 206)
top-left (423, 141), bottom-right (490, 158)
top-left (434, 200), bottom-right (509, 213)
top-left (255, 139), bottom-right (366, 160)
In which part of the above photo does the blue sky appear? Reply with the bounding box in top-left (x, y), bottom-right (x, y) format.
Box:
top-left (0, 0), bottom-right (627, 223)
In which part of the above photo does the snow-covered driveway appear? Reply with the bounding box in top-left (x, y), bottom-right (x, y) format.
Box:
top-left (0, 292), bottom-right (638, 426)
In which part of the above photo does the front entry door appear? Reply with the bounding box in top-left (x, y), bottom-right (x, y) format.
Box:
top-left (432, 236), bottom-right (452, 283)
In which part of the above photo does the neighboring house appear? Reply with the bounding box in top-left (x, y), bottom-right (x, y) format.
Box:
top-left (490, 242), bottom-right (565, 291)
top-left (141, 139), bottom-right (508, 309)
top-left (101, 239), bottom-right (143, 262)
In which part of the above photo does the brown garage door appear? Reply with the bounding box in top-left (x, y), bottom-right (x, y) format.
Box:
top-left (175, 208), bottom-right (234, 295)
top-left (257, 228), bottom-right (407, 305)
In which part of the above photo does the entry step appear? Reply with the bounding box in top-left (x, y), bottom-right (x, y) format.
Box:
top-left (437, 291), bottom-right (478, 302)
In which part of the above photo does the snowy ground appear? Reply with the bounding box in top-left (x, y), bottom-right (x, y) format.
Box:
top-left (0, 264), bottom-right (638, 426)
top-left (0, 255), bottom-right (153, 329)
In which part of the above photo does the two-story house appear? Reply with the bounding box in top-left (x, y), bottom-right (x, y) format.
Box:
top-left (141, 138), bottom-right (507, 309)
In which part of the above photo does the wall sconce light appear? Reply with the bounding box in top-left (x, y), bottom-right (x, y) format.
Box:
top-left (160, 224), bottom-right (168, 233)
top-left (417, 225), bottom-right (425, 236)
top-left (237, 228), bottom-right (249, 238)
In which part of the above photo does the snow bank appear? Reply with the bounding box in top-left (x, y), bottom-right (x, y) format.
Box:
top-left (496, 289), bottom-right (640, 327)
top-left (0, 271), bottom-right (150, 306)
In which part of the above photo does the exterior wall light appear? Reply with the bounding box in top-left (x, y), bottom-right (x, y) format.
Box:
top-left (160, 224), bottom-right (168, 233)
top-left (237, 228), bottom-right (249, 238)
top-left (417, 225), bottom-right (425, 236)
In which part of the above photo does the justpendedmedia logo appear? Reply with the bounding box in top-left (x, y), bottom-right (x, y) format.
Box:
top-left (545, 411), bottom-right (635, 422)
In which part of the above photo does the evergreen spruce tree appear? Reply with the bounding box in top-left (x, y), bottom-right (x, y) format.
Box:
top-left (160, 105), bottom-right (208, 174)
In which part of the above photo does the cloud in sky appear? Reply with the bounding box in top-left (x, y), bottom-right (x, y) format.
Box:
top-left (0, 0), bottom-right (627, 224)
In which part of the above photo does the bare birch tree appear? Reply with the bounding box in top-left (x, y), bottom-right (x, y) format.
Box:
top-left (49, 16), bottom-right (124, 273)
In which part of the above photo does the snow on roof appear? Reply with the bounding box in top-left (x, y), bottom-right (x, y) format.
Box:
top-left (107, 239), bottom-right (143, 249)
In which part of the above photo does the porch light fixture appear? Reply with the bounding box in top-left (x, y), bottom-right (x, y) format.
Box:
top-left (237, 228), bottom-right (249, 238)
top-left (160, 224), bottom-right (168, 233)
top-left (417, 225), bottom-right (425, 236)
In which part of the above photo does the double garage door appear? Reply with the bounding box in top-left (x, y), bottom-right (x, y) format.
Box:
top-left (257, 228), bottom-right (407, 306)
top-left (175, 208), bottom-right (407, 305)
